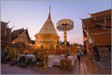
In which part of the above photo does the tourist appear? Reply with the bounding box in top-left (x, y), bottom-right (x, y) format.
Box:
top-left (26, 58), bottom-right (32, 66)
top-left (81, 51), bottom-right (83, 57)
top-left (25, 52), bottom-right (28, 55)
top-left (77, 52), bottom-right (81, 62)
top-left (30, 57), bottom-right (37, 66)
top-left (22, 56), bottom-right (26, 63)
top-left (18, 56), bottom-right (27, 68)
top-left (36, 57), bottom-right (41, 62)
top-left (66, 50), bottom-right (70, 56)
top-left (18, 56), bottom-right (26, 63)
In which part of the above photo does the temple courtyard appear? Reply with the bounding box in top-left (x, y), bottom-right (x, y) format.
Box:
top-left (1, 0), bottom-right (111, 74)
top-left (1, 56), bottom-right (111, 74)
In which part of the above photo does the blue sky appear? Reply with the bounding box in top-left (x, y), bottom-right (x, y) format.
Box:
top-left (1, 0), bottom-right (111, 44)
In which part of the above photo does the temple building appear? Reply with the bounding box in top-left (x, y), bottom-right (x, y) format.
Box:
top-left (11, 28), bottom-right (32, 50)
top-left (34, 8), bottom-right (60, 51)
top-left (82, 9), bottom-right (111, 67)
top-left (1, 21), bottom-right (12, 52)
top-left (1, 21), bottom-right (32, 54)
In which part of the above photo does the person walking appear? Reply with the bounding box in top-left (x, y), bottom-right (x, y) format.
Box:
top-left (77, 52), bottom-right (81, 62)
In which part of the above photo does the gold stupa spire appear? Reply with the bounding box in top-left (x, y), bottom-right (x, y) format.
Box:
top-left (48, 5), bottom-right (51, 19)
top-left (38, 6), bottom-right (58, 35)
top-left (34, 6), bottom-right (60, 50)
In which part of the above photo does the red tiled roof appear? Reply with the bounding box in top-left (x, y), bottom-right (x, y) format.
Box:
top-left (11, 28), bottom-right (25, 40)
top-left (82, 9), bottom-right (111, 45)
top-left (82, 18), bottom-right (97, 28)
top-left (82, 9), bottom-right (111, 30)
top-left (91, 9), bottom-right (111, 21)
top-left (1, 21), bottom-right (8, 29)
top-left (89, 27), bottom-right (110, 33)
top-left (11, 28), bottom-right (31, 43)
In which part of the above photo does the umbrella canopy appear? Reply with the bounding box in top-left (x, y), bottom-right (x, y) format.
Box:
top-left (57, 19), bottom-right (74, 31)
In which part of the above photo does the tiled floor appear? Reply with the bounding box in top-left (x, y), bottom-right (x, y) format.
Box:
top-left (1, 64), bottom-right (41, 74)
top-left (1, 64), bottom-right (74, 74)
top-left (1, 56), bottom-right (111, 74)
top-left (74, 56), bottom-right (111, 74)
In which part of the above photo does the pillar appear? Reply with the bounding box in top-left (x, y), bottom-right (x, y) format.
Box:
top-left (64, 26), bottom-right (67, 55)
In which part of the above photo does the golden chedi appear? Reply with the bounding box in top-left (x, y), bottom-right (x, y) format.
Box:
top-left (34, 8), bottom-right (60, 52)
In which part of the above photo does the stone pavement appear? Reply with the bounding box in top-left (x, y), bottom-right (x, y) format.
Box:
top-left (74, 56), bottom-right (111, 74)
top-left (1, 64), bottom-right (42, 74)
top-left (1, 56), bottom-right (111, 74)
top-left (31, 66), bottom-right (74, 74)
top-left (1, 63), bottom-right (74, 74)
top-left (98, 52), bottom-right (111, 69)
